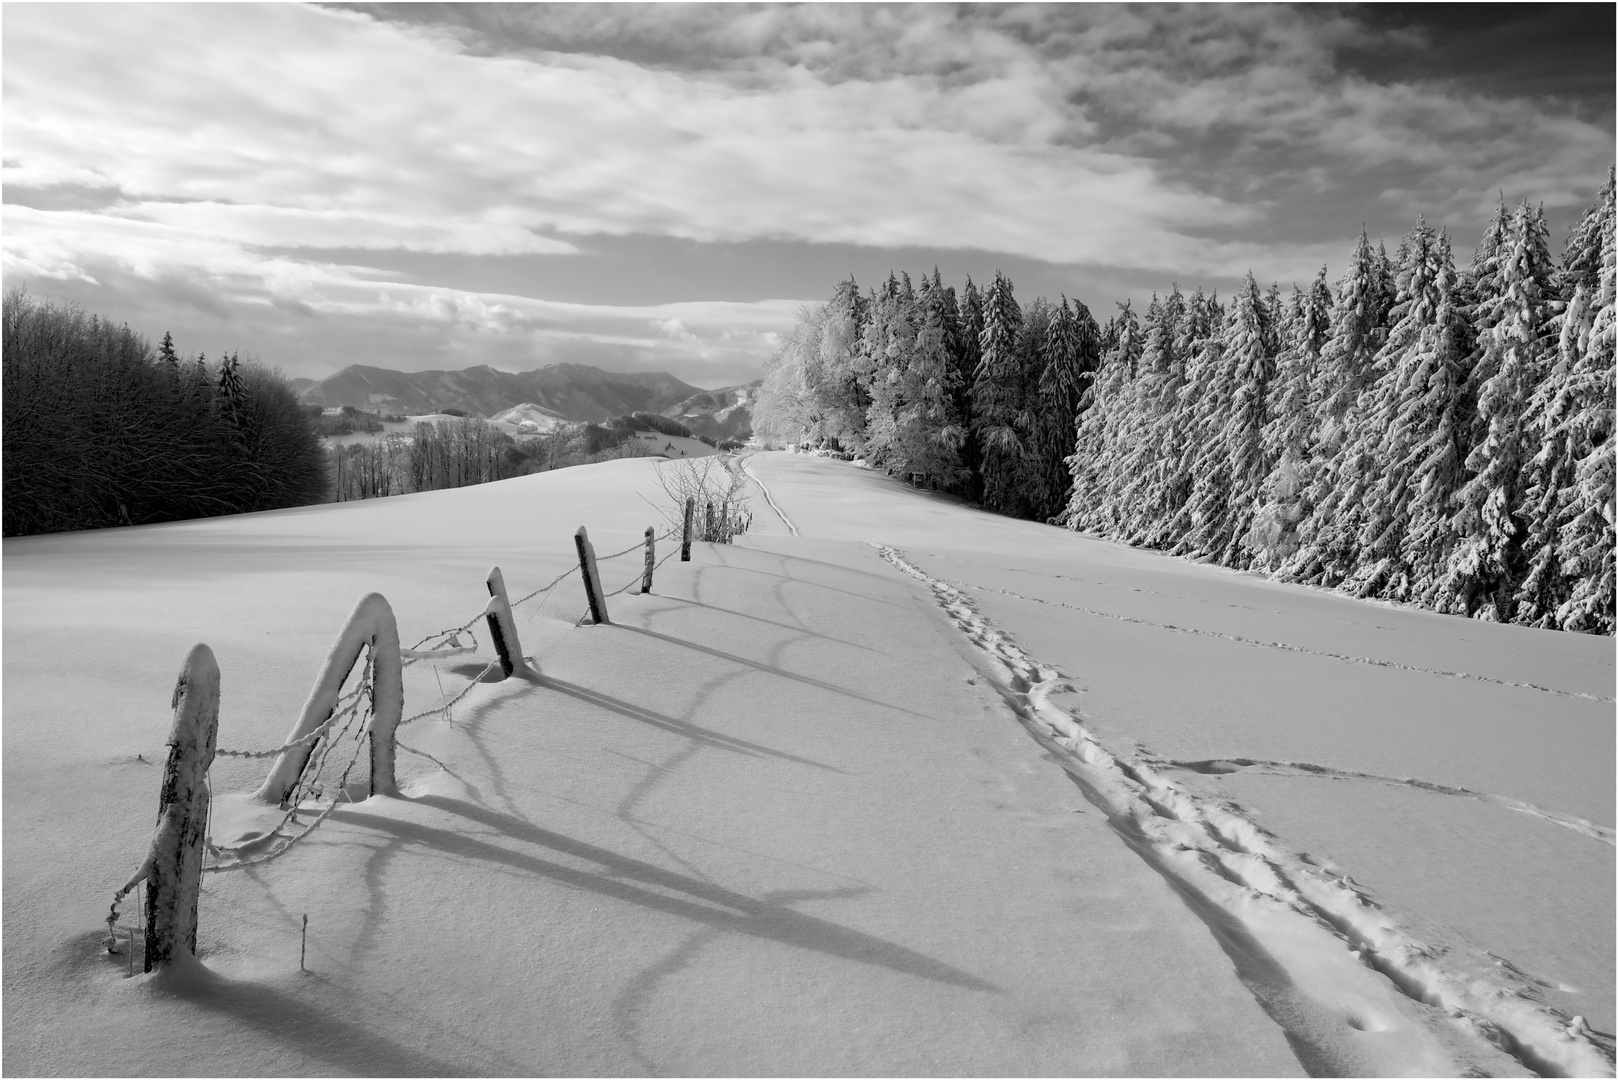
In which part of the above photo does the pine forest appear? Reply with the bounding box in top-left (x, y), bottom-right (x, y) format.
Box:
top-left (752, 169), bottom-right (1616, 635)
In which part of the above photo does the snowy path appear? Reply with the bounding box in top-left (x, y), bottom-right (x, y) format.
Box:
top-left (744, 452), bottom-right (1616, 1076)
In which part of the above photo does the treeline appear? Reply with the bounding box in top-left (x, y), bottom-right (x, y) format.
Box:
top-left (331, 417), bottom-right (525, 501)
top-left (3, 290), bottom-right (329, 536)
top-left (753, 168), bottom-right (1614, 634)
top-left (329, 413), bottom-right (721, 503)
top-left (754, 269), bottom-right (1101, 522)
top-left (606, 411), bottom-right (694, 439)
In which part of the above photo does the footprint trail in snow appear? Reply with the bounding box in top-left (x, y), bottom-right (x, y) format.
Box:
top-left (879, 544), bottom-right (1614, 1079)
top-left (943, 571), bottom-right (1612, 702)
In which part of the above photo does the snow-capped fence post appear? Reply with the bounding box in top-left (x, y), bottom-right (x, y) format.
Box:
top-left (484, 567), bottom-right (533, 678)
top-left (253, 593), bottom-right (404, 805)
top-left (641, 526), bottom-right (656, 594)
top-left (575, 526), bottom-right (610, 625)
top-left (681, 497), bottom-right (694, 562)
top-left (142, 643), bottom-right (220, 973)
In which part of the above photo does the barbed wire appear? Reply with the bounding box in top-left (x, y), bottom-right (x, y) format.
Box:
top-left (129, 525), bottom-right (685, 893)
top-left (204, 656), bottom-right (372, 873)
top-left (604, 545), bottom-right (681, 598)
top-left (213, 658), bottom-right (370, 759)
top-left (205, 668), bottom-right (372, 874)
top-left (507, 564), bottom-right (580, 609)
top-left (402, 623), bottom-right (480, 664)
top-left (399, 659), bottom-right (501, 727)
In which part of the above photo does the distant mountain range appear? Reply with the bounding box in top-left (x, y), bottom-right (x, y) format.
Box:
top-left (297, 362), bottom-right (759, 439)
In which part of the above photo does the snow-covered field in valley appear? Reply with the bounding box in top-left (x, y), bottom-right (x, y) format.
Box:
top-left (4, 451), bottom-right (1612, 1077)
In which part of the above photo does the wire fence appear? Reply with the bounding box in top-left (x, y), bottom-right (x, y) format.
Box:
top-left (110, 520), bottom-right (684, 947)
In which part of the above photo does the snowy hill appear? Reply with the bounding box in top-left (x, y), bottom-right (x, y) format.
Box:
top-left (661, 380), bottom-right (760, 441)
top-left (487, 401), bottom-right (568, 435)
top-left (3, 453), bottom-right (1611, 1076)
top-left (298, 362), bottom-right (705, 421)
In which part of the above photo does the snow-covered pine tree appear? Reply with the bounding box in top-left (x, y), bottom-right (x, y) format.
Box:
top-left (1059, 300), bottom-right (1139, 534)
top-left (1507, 187), bottom-right (1611, 625)
top-left (1394, 229), bottom-right (1480, 607)
top-left (1112, 288), bottom-right (1184, 544)
top-left (955, 276), bottom-right (985, 501)
top-left (1515, 174), bottom-right (1612, 625)
top-left (1031, 295), bottom-right (1100, 521)
top-left (1552, 172), bottom-right (1616, 633)
top-left (972, 271), bottom-right (1029, 515)
top-left (804, 277), bottom-right (870, 454)
top-left (1443, 199), bottom-right (1556, 618)
top-left (1284, 232), bottom-right (1392, 586)
top-left (908, 272), bottom-right (969, 491)
top-left (1471, 193), bottom-right (1513, 309)
top-left (1342, 220), bottom-right (1472, 602)
top-left (859, 274), bottom-right (918, 474)
top-left (1246, 271), bottom-right (1330, 568)
top-left (1183, 273), bottom-right (1274, 567)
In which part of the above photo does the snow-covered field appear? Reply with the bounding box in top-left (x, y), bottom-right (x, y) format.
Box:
top-left (3, 452), bottom-right (1611, 1077)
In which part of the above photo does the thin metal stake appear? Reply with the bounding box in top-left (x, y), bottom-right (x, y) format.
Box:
top-left (433, 665), bottom-right (450, 725)
top-left (301, 913), bottom-right (308, 972)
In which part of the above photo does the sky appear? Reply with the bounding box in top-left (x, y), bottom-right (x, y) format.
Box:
top-left (3, 3), bottom-right (1613, 389)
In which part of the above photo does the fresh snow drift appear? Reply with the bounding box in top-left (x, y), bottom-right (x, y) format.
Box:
top-left (3, 452), bottom-right (1611, 1077)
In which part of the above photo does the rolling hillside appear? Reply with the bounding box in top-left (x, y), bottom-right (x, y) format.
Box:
top-left (298, 363), bottom-right (705, 422)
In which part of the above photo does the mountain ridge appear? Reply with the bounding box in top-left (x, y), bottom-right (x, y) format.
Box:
top-left (298, 361), bottom-right (757, 440)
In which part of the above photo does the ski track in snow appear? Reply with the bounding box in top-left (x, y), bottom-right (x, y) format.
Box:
top-left (943, 572), bottom-right (1613, 704)
top-left (738, 454), bottom-right (799, 537)
top-left (1150, 757), bottom-right (1615, 848)
top-left (878, 544), bottom-right (1615, 1079)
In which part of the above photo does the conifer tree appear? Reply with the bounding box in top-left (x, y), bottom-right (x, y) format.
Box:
top-left (1182, 273), bottom-right (1274, 565)
top-left (1030, 295), bottom-right (1100, 521)
top-left (804, 277), bottom-right (870, 453)
top-left (1284, 233), bottom-right (1392, 585)
top-left (955, 276), bottom-right (986, 500)
top-left (1338, 221), bottom-right (1472, 601)
top-left (1060, 300), bottom-right (1139, 534)
top-left (158, 331), bottom-right (178, 372)
top-left (1247, 272), bottom-right (1330, 567)
top-left (972, 271), bottom-right (1029, 514)
top-left (1550, 173), bottom-right (1616, 633)
top-left (1471, 193), bottom-right (1513, 308)
top-left (859, 276), bottom-right (918, 472)
top-left (1113, 288), bottom-right (1186, 544)
top-left (217, 351), bottom-right (246, 427)
top-left (1443, 200), bottom-right (1556, 618)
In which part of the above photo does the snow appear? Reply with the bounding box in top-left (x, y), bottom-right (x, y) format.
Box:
top-left (621, 429), bottom-right (722, 459)
top-left (487, 402), bottom-right (568, 435)
top-left (3, 452), bottom-right (1611, 1076)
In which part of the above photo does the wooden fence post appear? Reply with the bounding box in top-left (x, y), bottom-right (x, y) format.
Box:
top-left (254, 593), bottom-right (405, 805)
top-left (706, 500), bottom-right (715, 543)
top-left (681, 497), bottom-right (694, 562)
top-left (641, 527), bottom-right (656, 593)
top-left (575, 526), bottom-right (609, 625)
top-left (484, 567), bottom-right (533, 678)
top-left (143, 644), bottom-right (219, 973)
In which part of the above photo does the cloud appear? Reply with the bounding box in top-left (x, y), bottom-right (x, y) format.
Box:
top-left (3, 3), bottom-right (1608, 383)
top-left (0, 2), bottom-right (1390, 279)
